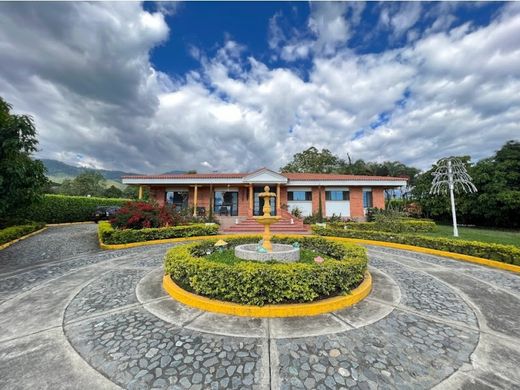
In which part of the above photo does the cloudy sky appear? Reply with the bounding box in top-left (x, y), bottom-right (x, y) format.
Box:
top-left (1, 1), bottom-right (519, 173)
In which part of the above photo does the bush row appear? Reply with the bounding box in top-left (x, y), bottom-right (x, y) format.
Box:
top-left (98, 221), bottom-right (219, 244)
top-left (165, 236), bottom-right (368, 306)
top-left (329, 219), bottom-right (437, 233)
top-left (16, 194), bottom-right (129, 223)
top-left (0, 223), bottom-right (46, 246)
top-left (312, 225), bottom-right (520, 265)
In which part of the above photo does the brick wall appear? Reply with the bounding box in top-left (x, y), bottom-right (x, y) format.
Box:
top-left (150, 186), bottom-right (166, 206)
top-left (372, 188), bottom-right (385, 209)
top-left (311, 187), bottom-right (326, 215)
top-left (349, 187), bottom-right (364, 219)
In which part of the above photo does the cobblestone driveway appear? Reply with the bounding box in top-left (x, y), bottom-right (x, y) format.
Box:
top-left (0, 224), bottom-right (519, 389)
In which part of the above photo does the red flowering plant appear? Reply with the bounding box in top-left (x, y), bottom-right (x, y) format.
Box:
top-left (110, 202), bottom-right (197, 229)
top-left (111, 202), bottom-right (163, 229)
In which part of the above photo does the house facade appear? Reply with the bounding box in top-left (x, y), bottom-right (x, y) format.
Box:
top-left (122, 168), bottom-right (407, 221)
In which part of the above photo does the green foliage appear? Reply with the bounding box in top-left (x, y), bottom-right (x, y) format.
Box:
top-left (0, 222), bottom-right (46, 245)
top-left (16, 194), bottom-right (129, 223)
top-left (58, 171), bottom-right (107, 197)
top-left (312, 225), bottom-right (520, 265)
top-left (204, 248), bottom-right (331, 265)
top-left (123, 185), bottom-right (150, 200)
top-left (413, 141), bottom-right (520, 228)
top-left (289, 206), bottom-right (303, 219)
top-left (99, 221), bottom-right (219, 244)
top-left (103, 185), bottom-right (124, 198)
top-left (0, 97), bottom-right (48, 219)
top-left (303, 213), bottom-right (343, 224)
top-left (280, 146), bottom-right (419, 184)
top-left (329, 218), bottom-right (436, 233)
top-left (281, 147), bottom-right (345, 173)
top-left (164, 236), bottom-right (368, 305)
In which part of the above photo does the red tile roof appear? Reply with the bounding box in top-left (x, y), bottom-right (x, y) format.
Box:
top-left (123, 171), bottom-right (406, 181)
top-left (122, 173), bottom-right (247, 179)
top-left (282, 173), bottom-right (406, 181)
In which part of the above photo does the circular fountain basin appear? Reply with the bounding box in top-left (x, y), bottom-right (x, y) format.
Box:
top-left (234, 244), bottom-right (300, 263)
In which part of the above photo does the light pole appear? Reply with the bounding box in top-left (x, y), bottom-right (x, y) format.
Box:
top-left (430, 158), bottom-right (477, 237)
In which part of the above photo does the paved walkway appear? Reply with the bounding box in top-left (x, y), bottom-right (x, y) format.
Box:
top-left (0, 224), bottom-right (519, 389)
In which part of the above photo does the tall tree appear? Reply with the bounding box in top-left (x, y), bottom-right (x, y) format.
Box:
top-left (281, 147), bottom-right (345, 173)
top-left (0, 97), bottom-right (47, 219)
top-left (282, 147), bottom-right (420, 184)
top-left (413, 141), bottom-right (520, 228)
top-left (58, 171), bottom-right (106, 197)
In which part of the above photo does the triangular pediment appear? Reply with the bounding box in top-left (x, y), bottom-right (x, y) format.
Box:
top-left (242, 168), bottom-right (288, 183)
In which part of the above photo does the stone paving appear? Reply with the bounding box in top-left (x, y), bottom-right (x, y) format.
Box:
top-left (0, 224), bottom-right (519, 389)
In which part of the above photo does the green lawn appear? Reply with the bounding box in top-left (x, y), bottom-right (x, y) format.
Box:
top-left (421, 224), bottom-right (520, 247)
top-left (205, 248), bottom-right (331, 265)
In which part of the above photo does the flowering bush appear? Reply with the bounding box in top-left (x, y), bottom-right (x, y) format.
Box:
top-left (111, 202), bottom-right (163, 229)
top-left (110, 202), bottom-right (219, 229)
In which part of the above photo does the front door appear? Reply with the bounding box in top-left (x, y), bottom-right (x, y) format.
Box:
top-left (253, 186), bottom-right (276, 216)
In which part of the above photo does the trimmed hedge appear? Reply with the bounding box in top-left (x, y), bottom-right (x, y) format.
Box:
top-left (0, 223), bottom-right (46, 246)
top-left (329, 219), bottom-right (437, 233)
top-left (16, 194), bottom-right (130, 223)
top-left (98, 221), bottom-right (219, 244)
top-left (312, 225), bottom-right (520, 265)
top-left (164, 236), bottom-right (368, 306)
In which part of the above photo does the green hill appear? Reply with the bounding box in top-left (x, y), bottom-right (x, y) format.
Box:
top-left (41, 159), bottom-right (186, 190)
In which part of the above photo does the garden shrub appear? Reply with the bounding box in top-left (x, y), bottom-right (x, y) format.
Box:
top-left (15, 194), bottom-right (129, 223)
top-left (0, 223), bottom-right (45, 245)
top-left (98, 221), bottom-right (219, 244)
top-left (328, 218), bottom-right (437, 233)
top-left (312, 225), bottom-right (520, 265)
top-left (111, 202), bottom-right (218, 229)
top-left (164, 236), bottom-right (368, 305)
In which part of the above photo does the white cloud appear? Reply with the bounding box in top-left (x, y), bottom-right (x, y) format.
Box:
top-left (0, 2), bottom-right (519, 175)
top-left (270, 2), bottom-right (365, 61)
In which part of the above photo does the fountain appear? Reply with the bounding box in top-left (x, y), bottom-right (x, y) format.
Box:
top-left (234, 186), bottom-right (300, 262)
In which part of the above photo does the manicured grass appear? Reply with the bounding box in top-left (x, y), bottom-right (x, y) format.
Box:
top-left (422, 224), bottom-right (520, 247)
top-left (205, 248), bottom-right (331, 265)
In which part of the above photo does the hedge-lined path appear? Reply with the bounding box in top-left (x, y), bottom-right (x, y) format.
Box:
top-left (0, 226), bottom-right (519, 389)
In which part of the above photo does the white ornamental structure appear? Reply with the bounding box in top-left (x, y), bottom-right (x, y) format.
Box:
top-left (430, 158), bottom-right (477, 237)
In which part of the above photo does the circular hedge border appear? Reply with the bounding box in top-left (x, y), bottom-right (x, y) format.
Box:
top-left (164, 236), bottom-right (368, 306)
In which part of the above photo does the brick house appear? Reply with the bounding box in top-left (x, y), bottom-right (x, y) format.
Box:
top-left (122, 168), bottom-right (407, 233)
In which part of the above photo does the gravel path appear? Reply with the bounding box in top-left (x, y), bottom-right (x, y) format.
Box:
top-left (0, 226), bottom-right (519, 389)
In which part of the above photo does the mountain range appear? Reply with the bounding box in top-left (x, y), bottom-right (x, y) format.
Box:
top-left (41, 159), bottom-right (184, 188)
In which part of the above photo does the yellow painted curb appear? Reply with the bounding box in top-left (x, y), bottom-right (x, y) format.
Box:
top-left (162, 271), bottom-right (372, 318)
top-left (99, 233), bottom-right (307, 250)
top-left (0, 227), bottom-right (47, 251)
top-left (327, 237), bottom-right (520, 274)
top-left (46, 221), bottom-right (95, 226)
top-left (99, 230), bottom-right (519, 273)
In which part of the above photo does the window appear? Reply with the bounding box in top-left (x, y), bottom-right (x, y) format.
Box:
top-left (288, 191), bottom-right (312, 201)
top-left (363, 190), bottom-right (373, 208)
top-left (325, 191), bottom-right (350, 201)
top-left (214, 191), bottom-right (238, 216)
top-left (166, 191), bottom-right (188, 209)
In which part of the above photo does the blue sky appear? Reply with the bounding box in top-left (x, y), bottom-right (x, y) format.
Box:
top-left (147, 2), bottom-right (503, 78)
top-left (0, 1), bottom-right (519, 173)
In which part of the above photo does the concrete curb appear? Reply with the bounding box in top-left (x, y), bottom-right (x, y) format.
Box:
top-left (46, 221), bottom-right (95, 226)
top-left (162, 271), bottom-right (372, 318)
top-left (0, 227), bottom-right (47, 251)
top-left (98, 233), bottom-right (307, 250)
top-left (98, 230), bottom-right (519, 273)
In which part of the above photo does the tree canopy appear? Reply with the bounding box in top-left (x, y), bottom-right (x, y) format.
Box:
top-left (412, 141), bottom-right (520, 228)
top-left (0, 97), bottom-right (47, 220)
top-left (59, 171), bottom-right (107, 197)
top-left (281, 147), bottom-right (420, 184)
